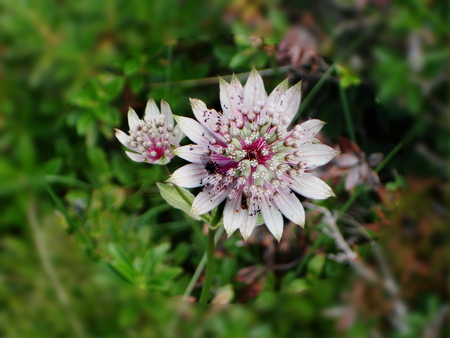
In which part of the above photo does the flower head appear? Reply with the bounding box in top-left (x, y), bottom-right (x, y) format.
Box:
top-left (115, 99), bottom-right (184, 165)
top-left (169, 69), bottom-right (338, 241)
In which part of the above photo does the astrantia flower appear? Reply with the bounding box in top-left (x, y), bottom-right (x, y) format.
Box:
top-left (169, 69), bottom-right (338, 240)
top-left (115, 99), bottom-right (183, 165)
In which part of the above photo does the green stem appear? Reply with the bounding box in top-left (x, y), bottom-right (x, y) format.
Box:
top-left (199, 227), bottom-right (217, 303)
top-left (339, 82), bottom-right (356, 143)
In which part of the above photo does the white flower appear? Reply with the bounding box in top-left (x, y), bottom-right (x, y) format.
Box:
top-left (115, 99), bottom-right (184, 165)
top-left (169, 69), bottom-right (338, 241)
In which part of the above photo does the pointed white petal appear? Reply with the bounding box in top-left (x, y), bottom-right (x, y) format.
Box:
top-left (127, 108), bottom-right (141, 130)
top-left (125, 151), bottom-right (145, 162)
top-left (189, 98), bottom-right (226, 143)
top-left (294, 119), bottom-right (325, 143)
top-left (230, 73), bottom-right (243, 95)
top-left (260, 195), bottom-right (284, 241)
top-left (173, 144), bottom-right (206, 163)
top-left (170, 124), bottom-right (184, 145)
top-left (285, 173), bottom-right (335, 200)
top-left (167, 163), bottom-right (207, 188)
top-left (276, 80), bottom-right (302, 125)
top-left (160, 99), bottom-right (174, 127)
top-left (261, 78), bottom-right (289, 117)
top-left (243, 68), bottom-right (267, 113)
top-left (145, 98), bottom-right (160, 120)
top-left (239, 211), bottom-right (257, 240)
top-left (334, 154), bottom-right (359, 168)
top-left (345, 168), bottom-right (360, 191)
top-left (154, 156), bottom-right (171, 165)
top-left (174, 116), bottom-right (215, 147)
top-left (115, 129), bottom-right (136, 150)
top-left (190, 183), bottom-right (232, 216)
top-left (223, 195), bottom-right (247, 237)
top-left (273, 188), bottom-right (305, 227)
top-left (219, 77), bottom-right (244, 120)
top-left (295, 144), bottom-right (339, 167)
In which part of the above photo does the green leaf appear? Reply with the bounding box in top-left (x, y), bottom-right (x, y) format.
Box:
top-left (91, 73), bottom-right (125, 102)
top-left (156, 182), bottom-right (209, 222)
top-left (307, 253), bottom-right (326, 278)
top-left (45, 157), bottom-right (63, 175)
top-left (124, 56), bottom-right (141, 75)
top-left (108, 243), bottom-right (136, 282)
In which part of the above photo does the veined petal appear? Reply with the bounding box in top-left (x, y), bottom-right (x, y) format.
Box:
top-left (173, 144), bottom-right (206, 163)
top-left (145, 98), bottom-right (160, 120)
top-left (125, 151), bottom-right (145, 162)
top-left (127, 108), bottom-right (141, 131)
top-left (273, 188), bottom-right (305, 227)
top-left (219, 77), bottom-right (244, 120)
top-left (115, 129), bottom-right (136, 150)
top-left (239, 211), bottom-right (257, 240)
top-left (167, 163), bottom-right (207, 188)
top-left (174, 115), bottom-right (215, 147)
top-left (261, 78), bottom-right (289, 118)
top-left (260, 195), bottom-right (284, 241)
top-left (294, 119), bottom-right (325, 143)
top-left (191, 183), bottom-right (232, 216)
top-left (230, 73), bottom-right (243, 95)
top-left (285, 173), bottom-right (335, 200)
top-left (160, 99), bottom-right (174, 128)
top-left (223, 195), bottom-right (247, 237)
top-left (334, 153), bottom-right (359, 168)
top-left (294, 144), bottom-right (339, 167)
top-left (345, 167), bottom-right (360, 191)
top-left (189, 98), bottom-right (226, 143)
top-left (276, 80), bottom-right (302, 125)
top-left (243, 67), bottom-right (267, 113)
top-left (170, 124), bottom-right (184, 145)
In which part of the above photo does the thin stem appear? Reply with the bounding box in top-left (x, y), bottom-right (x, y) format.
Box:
top-left (199, 227), bottom-right (217, 303)
top-left (339, 82), bottom-right (356, 143)
top-left (182, 227), bottom-right (224, 301)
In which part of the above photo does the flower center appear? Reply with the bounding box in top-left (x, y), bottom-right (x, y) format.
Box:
top-left (242, 138), bottom-right (271, 165)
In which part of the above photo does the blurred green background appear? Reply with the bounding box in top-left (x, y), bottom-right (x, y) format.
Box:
top-left (1, 0), bottom-right (448, 337)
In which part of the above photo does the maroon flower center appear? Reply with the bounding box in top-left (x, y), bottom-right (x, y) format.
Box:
top-left (242, 138), bottom-right (271, 165)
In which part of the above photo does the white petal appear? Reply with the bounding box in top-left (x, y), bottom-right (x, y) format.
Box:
top-left (127, 108), bottom-right (141, 130)
top-left (368, 152), bottom-right (383, 167)
top-left (345, 168), bottom-right (360, 191)
top-left (223, 195), bottom-right (247, 237)
top-left (173, 145), bottom-right (206, 163)
top-left (189, 98), bottom-right (226, 143)
top-left (261, 78), bottom-right (289, 118)
top-left (243, 68), bottom-right (267, 114)
top-left (239, 211), bottom-right (257, 240)
top-left (230, 73), bottom-right (243, 96)
top-left (273, 188), bottom-right (305, 227)
top-left (285, 173), bottom-right (335, 200)
top-left (170, 124), bottom-right (184, 145)
top-left (125, 151), bottom-right (144, 162)
top-left (219, 77), bottom-right (244, 120)
top-left (190, 183), bottom-right (231, 216)
top-left (115, 129), bottom-right (136, 150)
top-left (334, 154), bottom-right (359, 168)
top-left (276, 80), bottom-right (302, 125)
top-left (295, 144), bottom-right (339, 167)
top-left (167, 163), bottom-right (207, 188)
top-left (174, 116), bottom-right (215, 147)
top-left (145, 98), bottom-right (160, 120)
top-left (294, 119), bottom-right (325, 143)
top-left (154, 156), bottom-right (171, 165)
top-left (160, 99), bottom-right (174, 127)
top-left (260, 195), bottom-right (284, 241)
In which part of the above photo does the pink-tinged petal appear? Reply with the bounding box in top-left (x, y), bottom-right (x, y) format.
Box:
top-left (115, 129), bottom-right (136, 150)
top-left (260, 195), bottom-right (284, 241)
top-left (261, 78), bottom-right (289, 117)
top-left (145, 98), bottom-right (160, 120)
top-left (125, 151), bottom-right (145, 162)
top-left (154, 156), bottom-right (171, 165)
top-left (273, 188), bottom-right (305, 227)
top-left (173, 144), bottom-right (207, 163)
top-left (334, 153), bottom-right (359, 168)
top-left (230, 73), bottom-right (243, 95)
top-left (170, 124), bottom-right (184, 145)
top-left (368, 152), bottom-right (384, 167)
top-left (243, 67), bottom-right (267, 113)
top-left (191, 183), bottom-right (232, 216)
top-left (174, 116), bottom-right (214, 147)
top-left (345, 167), bottom-right (360, 191)
top-left (294, 144), bottom-right (339, 167)
top-left (160, 99), bottom-right (174, 127)
top-left (223, 196), bottom-right (247, 237)
top-left (276, 80), bottom-right (302, 125)
top-left (167, 163), bottom-right (207, 188)
top-left (239, 211), bottom-right (257, 240)
top-left (127, 108), bottom-right (141, 131)
top-left (367, 168), bottom-right (381, 186)
top-left (189, 98), bottom-right (226, 143)
top-left (219, 77), bottom-right (244, 120)
top-left (294, 119), bottom-right (325, 143)
top-left (285, 173), bottom-right (335, 200)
